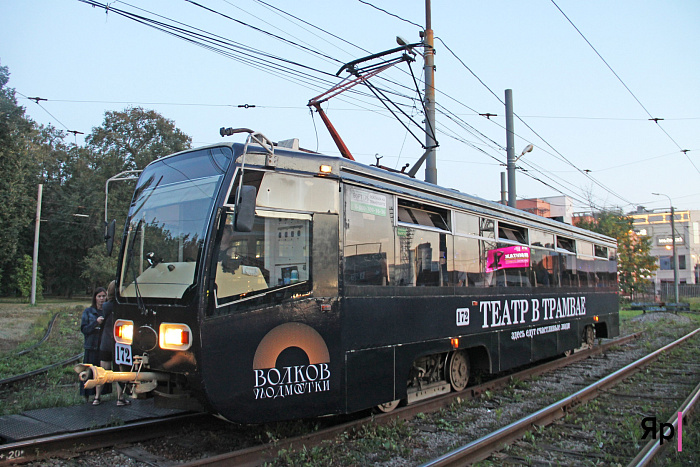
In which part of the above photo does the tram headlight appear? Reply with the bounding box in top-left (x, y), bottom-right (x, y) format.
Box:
top-left (114, 319), bottom-right (134, 345)
top-left (159, 323), bottom-right (193, 351)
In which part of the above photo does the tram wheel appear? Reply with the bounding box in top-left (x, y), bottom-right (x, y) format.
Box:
top-left (447, 350), bottom-right (469, 392)
top-left (376, 399), bottom-right (401, 413)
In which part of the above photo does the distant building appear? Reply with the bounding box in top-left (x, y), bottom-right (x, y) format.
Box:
top-left (516, 198), bottom-right (550, 217)
top-left (629, 209), bottom-right (700, 288)
top-left (516, 196), bottom-right (573, 224)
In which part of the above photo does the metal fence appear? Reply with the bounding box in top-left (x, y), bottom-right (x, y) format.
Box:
top-left (660, 283), bottom-right (700, 300)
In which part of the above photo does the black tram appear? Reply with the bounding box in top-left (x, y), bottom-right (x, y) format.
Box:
top-left (97, 133), bottom-right (618, 423)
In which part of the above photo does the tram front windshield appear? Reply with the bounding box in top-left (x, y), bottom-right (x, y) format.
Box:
top-left (120, 147), bottom-right (232, 299)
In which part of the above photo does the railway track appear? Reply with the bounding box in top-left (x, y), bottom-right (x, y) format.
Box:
top-left (419, 327), bottom-right (700, 466)
top-left (0, 413), bottom-right (209, 466)
top-left (0, 353), bottom-right (82, 388)
top-left (0, 334), bottom-right (637, 465)
top-left (5, 328), bottom-right (698, 466)
top-left (1, 311), bottom-right (81, 388)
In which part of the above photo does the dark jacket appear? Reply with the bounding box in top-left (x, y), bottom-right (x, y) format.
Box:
top-left (80, 306), bottom-right (103, 350)
top-left (100, 300), bottom-right (116, 355)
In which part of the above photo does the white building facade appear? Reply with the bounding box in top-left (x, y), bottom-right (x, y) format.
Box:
top-left (630, 209), bottom-right (700, 289)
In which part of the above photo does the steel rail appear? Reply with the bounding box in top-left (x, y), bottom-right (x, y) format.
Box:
top-left (181, 333), bottom-right (642, 466)
top-left (628, 380), bottom-right (700, 466)
top-left (0, 412), bottom-right (207, 466)
top-left (419, 327), bottom-right (700, 467)
top-left (16, 313), bottom-right (59, 356)
top-left (0, 333), bottom-right (642, 466)
top-left (0, 353), bottom-right (82, 387)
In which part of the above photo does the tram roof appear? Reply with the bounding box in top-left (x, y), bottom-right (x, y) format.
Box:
top-left (156, 140), bottom-right (616, 247)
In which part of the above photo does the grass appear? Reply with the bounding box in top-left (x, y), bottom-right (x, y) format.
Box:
top-left (0, 298), bottom-right (92, 415)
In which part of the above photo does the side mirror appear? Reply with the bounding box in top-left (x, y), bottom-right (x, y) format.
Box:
top-left (235, 185), bottom-right (256, 232)
top-left (105, 219), bottom-right (117, 256)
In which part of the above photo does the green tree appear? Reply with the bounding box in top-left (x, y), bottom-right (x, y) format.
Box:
top-left (13, 254), bottom-right (42, 301)
top-left (77, 107), bottom-right (192, 290)
top-left (576, 210), bottom-right (657, 297)
top-left (0, 62), bottom-right (40, 294)
top-left (0, 71), bottom-right (193, 297)
top-left (81, 243), bottom-right (119, 289)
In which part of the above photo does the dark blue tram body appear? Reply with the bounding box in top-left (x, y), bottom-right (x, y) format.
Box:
top-left (111, 139), bottom-right (618, 423)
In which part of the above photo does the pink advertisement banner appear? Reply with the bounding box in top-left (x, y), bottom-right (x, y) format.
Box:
top-left (486, 245), bottom-right (530, 272)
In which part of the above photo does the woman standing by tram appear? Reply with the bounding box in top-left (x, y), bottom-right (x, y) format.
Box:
top-left (80, 287), bottom-right (107, 404)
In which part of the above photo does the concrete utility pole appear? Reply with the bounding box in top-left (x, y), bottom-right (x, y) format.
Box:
top-left (500, 172), bottom-right (507, 204)
top-left (31, 184), bottom-right (43, 305)
top-left (653, 192), bottom-right (679, 303)
top-left (670, 204), bottom-right (679, 303)
top-left (423, 0), bottom-right (437, 184)
top-left (505, 89), bottom-right (516, 207)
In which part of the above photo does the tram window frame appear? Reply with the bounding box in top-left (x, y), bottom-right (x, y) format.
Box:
top-left (210, 209), bottom-right (313, 314)
top-left (223, 169), bottom-right (266, 207)
top-left (454, 212), bottom-right (496, 239)
top-left (344, 186), bottom-right (394, 287)
top-left (530, 229), bottom-right (554, 248)
top-left (497, 221), bottom-right (528, 244)
top-left (530, 247), bottom-right (558, 287)
top-left (396, 198), bottom-right (451, 232)
top-left (556, 236), bottom-right (576, 253)
top-left (577, 241), bottom-right (594, 257)
top-left (594, 244), bottom-right (608, 259)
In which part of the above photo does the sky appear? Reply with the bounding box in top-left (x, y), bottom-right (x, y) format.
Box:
top-left (1, 0), bottom-right (699, 214)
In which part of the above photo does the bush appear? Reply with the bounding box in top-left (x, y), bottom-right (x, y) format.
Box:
top-left (14, 254), bottom-right (42, 301)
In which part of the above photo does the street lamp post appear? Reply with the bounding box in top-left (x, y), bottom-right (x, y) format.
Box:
top-left (652, 192), bottom-right (679, 303)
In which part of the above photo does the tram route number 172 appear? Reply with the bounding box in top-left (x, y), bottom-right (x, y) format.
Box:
top-left (115, 343), bottom-right (133, 366)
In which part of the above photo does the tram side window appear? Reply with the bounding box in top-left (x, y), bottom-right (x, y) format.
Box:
top-left (344, 187), bottom-right (394, 286)
top-left (397, 199), bottom-right (450, 231)
top-left (594, 258), bottom-right (613, 287)
top-left (454, 236), bottom-right (483, 286)
top-left (608, 248), bottom-right (618, 286)
top-left (530, 229), bottom-right (554, 248)
top-left (482, 240), bottom-right (531, 287)
top-left (577, 255), bottom-right (594, 287)
top-left (394, 227), bottom-right (453, 286)
top-left (498, 222), bottom-right (528, 244)
top-left (530, 248), bottom-right (556, 287)
top-left (559, 252), bottom-right (577, 287)
top-left (576, 241), bottom-right (594, 287)
top-left (212, 211), bottom-right (311, 313)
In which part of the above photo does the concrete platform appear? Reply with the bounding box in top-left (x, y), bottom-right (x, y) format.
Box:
top-left (0, 398), bottom-right (185, 443)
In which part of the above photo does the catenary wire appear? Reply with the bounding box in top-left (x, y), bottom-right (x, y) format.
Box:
top-left (434, 35), bottom-right (632, 206)
top-left (549, 0), bottom-right (696, 172)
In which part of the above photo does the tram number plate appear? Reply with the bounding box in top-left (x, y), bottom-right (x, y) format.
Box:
top-left (115, 343), bottom-right (132, 366)
top-left (456, 308), bottom-right (470, 326)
